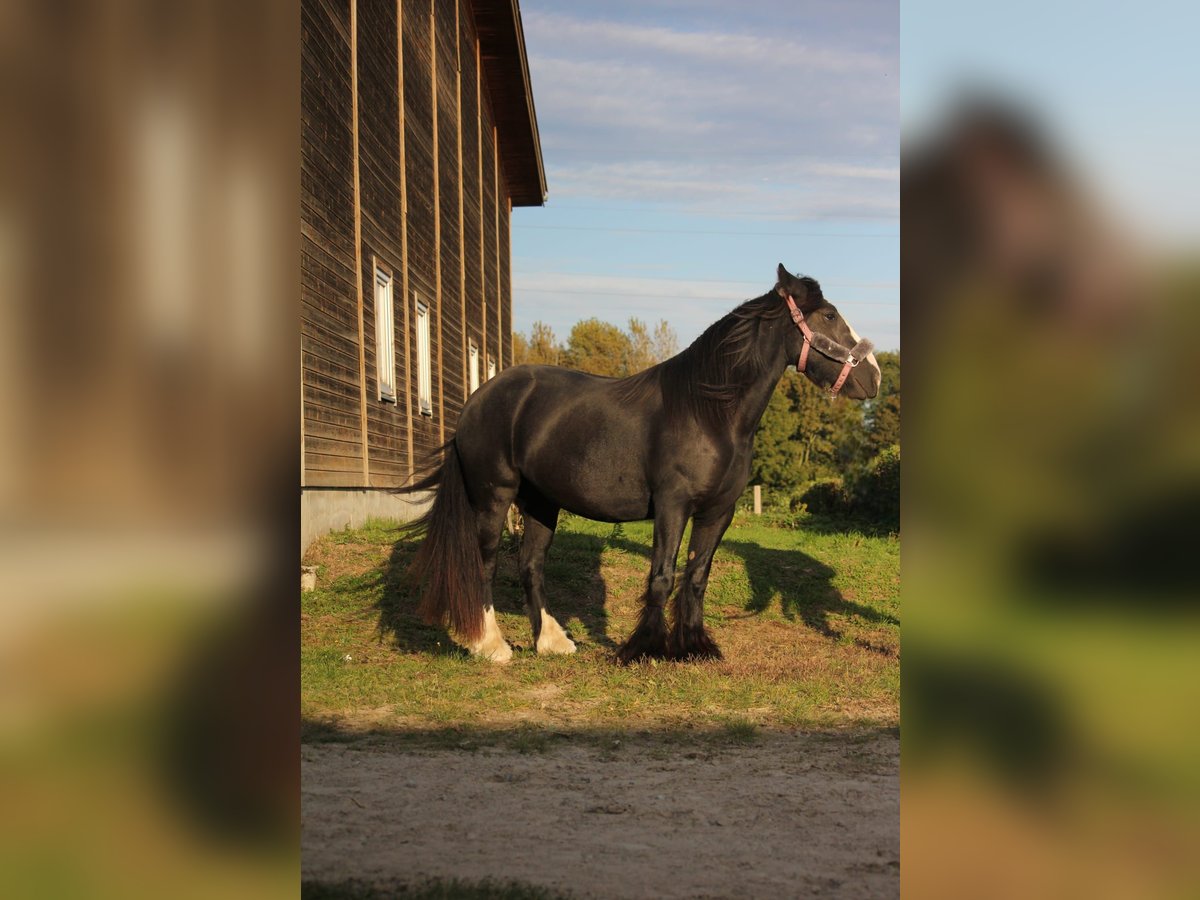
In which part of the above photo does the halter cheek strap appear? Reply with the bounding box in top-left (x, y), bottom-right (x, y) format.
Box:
top-left (786, 295), bottom-right (814, 372)
top-left (785, 294), bottom-right (864, 398)
top-left (828, 354), bottom-right (859, 397)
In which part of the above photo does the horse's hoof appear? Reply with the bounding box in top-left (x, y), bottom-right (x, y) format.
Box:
top-left (615, 606), bottom-right (670, 665)
top-left (535, 611), bottom-right (577, 655)
top-left (614, 637), bottom-right (669, 665)
top-left (472, 640), bottom-right (513, 664)
top-left (669, 626), bottom-right (723, 661)
top-left (537, 635), bottom-right (577, 655)
top-left (671, 646), bottom-right (723, 662)
top-left (467, 606), bottom-right (513, 663)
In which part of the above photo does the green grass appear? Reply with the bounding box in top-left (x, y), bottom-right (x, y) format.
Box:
top-left (301, 514), bottom-right (899, 737)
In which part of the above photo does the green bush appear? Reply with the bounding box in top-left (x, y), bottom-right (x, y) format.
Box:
top-left (850, 444), bottom-right (900, 530)
top-left (800, 478), bottom-right (849, 516)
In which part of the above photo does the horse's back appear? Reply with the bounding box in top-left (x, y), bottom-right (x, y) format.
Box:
top-left (456, 364), bottom-right (657, 521)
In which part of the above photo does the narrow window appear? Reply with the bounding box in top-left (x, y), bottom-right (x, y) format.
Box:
top-left (469, 341), bottom-right (480, 394)
top-left (487, 357), bottom-right (496, 381)
top-left (374, 268), bottom-right (396, 403)
top-left (415, 296), bottom-right (432, 416)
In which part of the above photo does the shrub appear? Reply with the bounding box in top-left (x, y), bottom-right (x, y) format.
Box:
top-left (850, 444), bottom-right (900, 530)
top-left (800, 478), bottom-right (850, 516)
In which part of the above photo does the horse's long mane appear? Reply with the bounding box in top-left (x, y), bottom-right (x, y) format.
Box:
top-left (615, 283), bottom-right (817, 428)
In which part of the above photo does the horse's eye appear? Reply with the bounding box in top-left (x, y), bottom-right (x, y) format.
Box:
top-left (823, 311), bottom-right (836, 321)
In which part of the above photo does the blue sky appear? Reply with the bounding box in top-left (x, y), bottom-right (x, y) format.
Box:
top-left (511, 0), bottom-right (900, 351)
top-left (903, 0), bottom-right (1200, 246)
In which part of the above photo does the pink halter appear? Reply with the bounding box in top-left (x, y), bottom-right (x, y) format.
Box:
top-left (784, 294), bottom-right (865, 398)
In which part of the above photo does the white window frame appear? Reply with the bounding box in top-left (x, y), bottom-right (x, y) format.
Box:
top-left (374, 266), bottom-right (396, 403)
top-left (415, 295), bottom-right (432, 416)
top-left (469, 341), bottom-right (480, 394)
top-left (487, 357), bottom-right (496, 381)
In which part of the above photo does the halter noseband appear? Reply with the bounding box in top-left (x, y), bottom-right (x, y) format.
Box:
top-left (784, 294), bottom-right (872, 398)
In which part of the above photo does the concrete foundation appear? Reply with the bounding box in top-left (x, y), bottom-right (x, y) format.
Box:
top-left (301, 488), bottom-right (433, 557)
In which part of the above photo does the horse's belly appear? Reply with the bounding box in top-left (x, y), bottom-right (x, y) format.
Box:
top-left (561, 489), bottom-right (652, 523)
top-left (523, 460), bottom-right (652, 522)
top-left (521, 449), bottom-right (652, 522)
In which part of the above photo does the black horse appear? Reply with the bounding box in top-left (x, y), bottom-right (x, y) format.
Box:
top-left (400, 265), bottom-right (880, 663)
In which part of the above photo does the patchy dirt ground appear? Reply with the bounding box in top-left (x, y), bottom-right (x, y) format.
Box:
top-left (302, 730), bottom-right (899, 899)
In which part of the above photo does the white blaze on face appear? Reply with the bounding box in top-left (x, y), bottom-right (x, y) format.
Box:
top-left (846, 320), bottom-right (881, 384)
top-left (536, 609), bottom-right (577, 655)
top-left (468, 605), bottom-right (513, 663)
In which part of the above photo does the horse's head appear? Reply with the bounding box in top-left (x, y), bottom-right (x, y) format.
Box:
top-left (774, 264), bottom-right (881, 400)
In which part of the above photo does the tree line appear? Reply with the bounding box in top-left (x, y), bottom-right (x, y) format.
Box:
top-left (752, 353), bottom-right (899, 494)
top-left (512, 317), bottom-right (680, 378)
top-left (512, 318), bottom-right (899, 513)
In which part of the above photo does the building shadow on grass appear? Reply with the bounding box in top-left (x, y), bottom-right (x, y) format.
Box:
top-left (377, 526), bottom-right (618, 654)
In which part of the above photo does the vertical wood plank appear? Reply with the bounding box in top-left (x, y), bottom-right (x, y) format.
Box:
top-left (300, 343), bottom-right (306, 487)
top-left (351, 0), bottom-right (369, 485)
top-left (493, 124), bottom-right (501, 370)
top-left (456, 0), bottom-right (468, 401)
top-left (397, 0), bottom-right (413, 475)
top-left (430, 0), bottom-right (444, 444)
top-left (506, 196), bottom-right (512, 366)
top-left (476, 37), bottom-right (486, 371)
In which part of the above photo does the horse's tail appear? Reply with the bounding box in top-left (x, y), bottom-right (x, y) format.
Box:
top-left (398, 439), bottom-right (485, 642)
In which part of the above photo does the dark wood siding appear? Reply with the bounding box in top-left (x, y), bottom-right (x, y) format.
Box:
top-left (481, 107), bottom-right (499, 374)
top-left (302, 0), bottom-right (362, 486)
top-left (460, 12), bottom-right (485, 385)
top-left (302, 0), bottom-right (532, 487)
top-left (402, 1), bottom-right (439, 466)
top-left (499, 193), bottom-right (511, 367)
top-left (356, 0), bottom-right (409, 486)
top-left (436, 0), bottom-right (464, 421)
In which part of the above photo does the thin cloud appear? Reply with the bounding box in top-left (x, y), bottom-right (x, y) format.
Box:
top-left (523, 9), bottom-right (897, 221)
top-left (514, 3), bottom-right (899, 348)
top-left (544, 159), bottom-right (897, 220)
top-left (806, 162), bottom-right (900, 181)
top-left (525, 11), bottom-right (892, 75)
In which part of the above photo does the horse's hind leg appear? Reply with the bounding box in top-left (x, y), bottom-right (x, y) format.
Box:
top-left (470, 487), bottom-right (517, 663)
top-left (518, 493), bottom-right (576, 655)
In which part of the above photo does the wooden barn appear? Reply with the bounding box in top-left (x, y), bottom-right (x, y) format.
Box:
top-left (301, 0), bottom-right (545, 549)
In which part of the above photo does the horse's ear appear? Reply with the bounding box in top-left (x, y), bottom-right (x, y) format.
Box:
top-left (775, 263), bottom-right (793, 297)
top-left (776, 264), bottom-right (810, 304)
top-left (776, 266), bottom-right (822, 310)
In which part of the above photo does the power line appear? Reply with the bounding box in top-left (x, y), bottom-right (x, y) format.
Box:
top-left (517, 272), bottom-right (897, 290)
top-left (513, 287), bottom-right (896, 306)
top-left (521, 203), bottom-right (899, 221)
top-left (513, 223), bottom-right (896, 237)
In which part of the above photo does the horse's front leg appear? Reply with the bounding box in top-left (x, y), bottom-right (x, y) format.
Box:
top-left (670, 507), bottom-right (735, 660)
top-left (615, 503), bottom-right (687, 664)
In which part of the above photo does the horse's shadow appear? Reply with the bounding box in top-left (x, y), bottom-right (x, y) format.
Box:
top-left (719, 539), bottom-right (899, 642)
top-left (377, 525), bottom-right (897, 655)
top-left (377, 526), bottom-right (616, 654)
top-left (604, 533), bottom-right (898, 645)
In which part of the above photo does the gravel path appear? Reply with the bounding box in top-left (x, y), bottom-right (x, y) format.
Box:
top-left (302, 730), bottom-right (899, 899)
